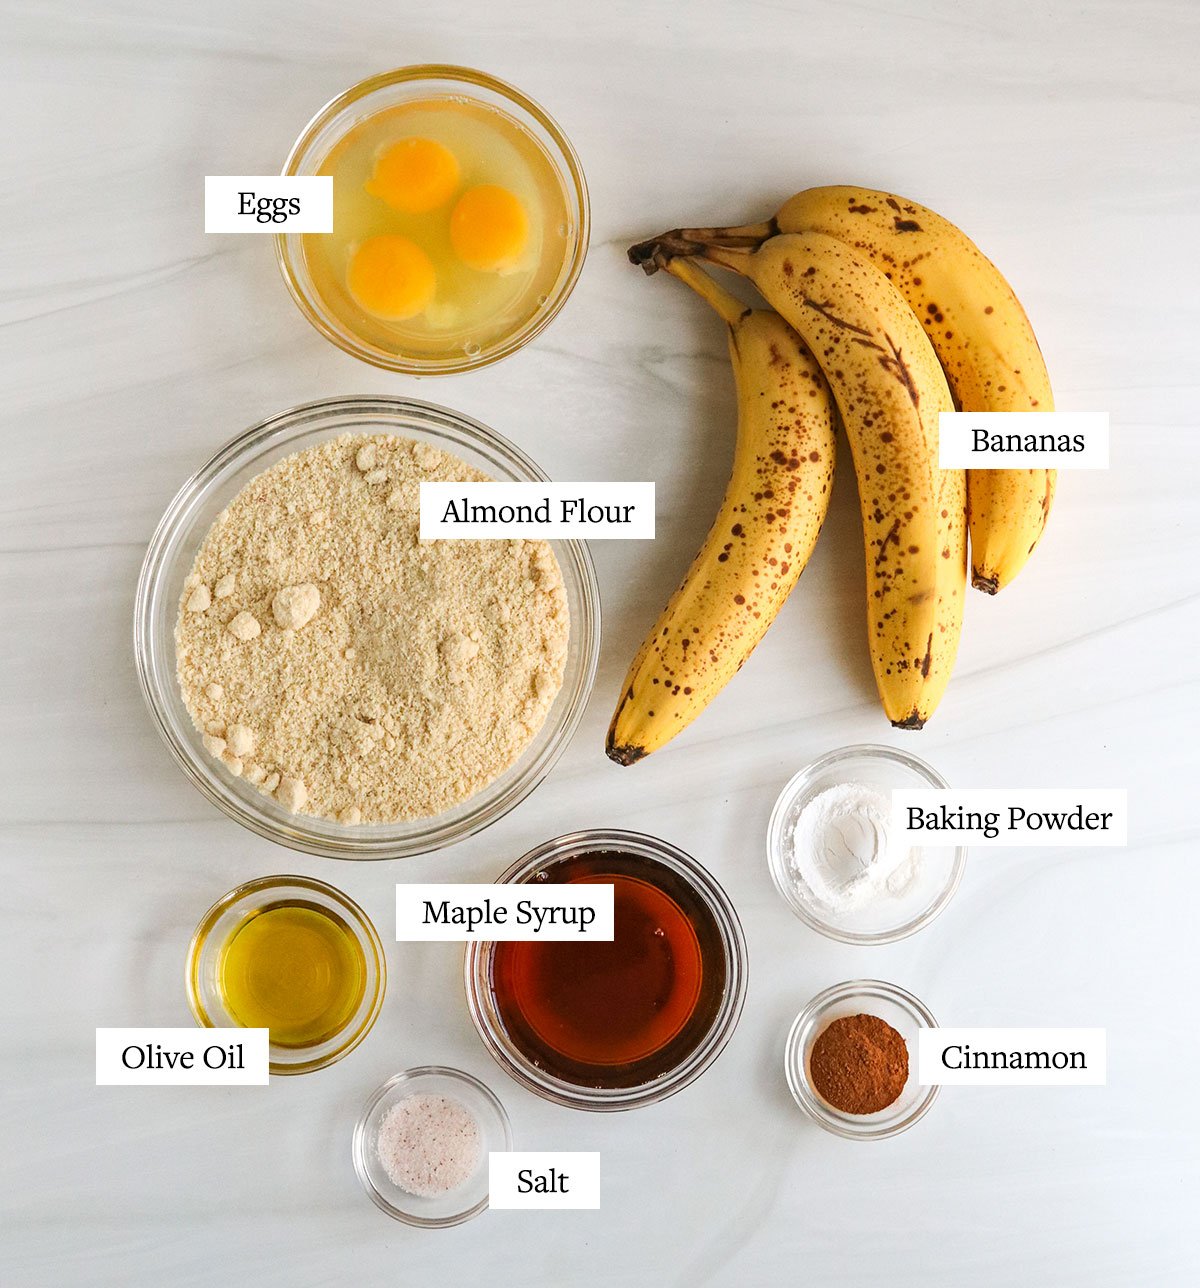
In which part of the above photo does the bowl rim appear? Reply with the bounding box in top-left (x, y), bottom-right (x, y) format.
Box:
top-left (134, 394), bottom-right (601, 859)
top-left (185, 873), bottom-right (387, 1076)
top-left (276, 62), bottom-right (591, 375)
top-left (464, 827), bottom-right (748, 1111)
top-left (766, 742), bottom-right (967, 945)
top-left (352, 1064), bottom-right (513, 1227)
top-left (785, 978), bottom-right (940, 1140)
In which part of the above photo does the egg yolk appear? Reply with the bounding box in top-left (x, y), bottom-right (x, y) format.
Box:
top-left (450, 185), bottom-right (530, 273)
top-left (364, 137), bottom-right (460, 214)
top-left (346, 235), bottom-right (436, 320)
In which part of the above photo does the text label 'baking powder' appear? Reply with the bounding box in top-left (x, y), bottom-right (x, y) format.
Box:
top-left (891, 788), bottom-right (1127, 846)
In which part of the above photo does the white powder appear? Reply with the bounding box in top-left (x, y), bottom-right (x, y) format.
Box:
top-left (376, 1093), bottom-right (481, 1197)
top-left (789, 782), bottom-right (918, 911)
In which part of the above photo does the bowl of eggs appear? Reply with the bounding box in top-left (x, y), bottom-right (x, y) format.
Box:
top-left (277, 65), bottom-right (589, 374)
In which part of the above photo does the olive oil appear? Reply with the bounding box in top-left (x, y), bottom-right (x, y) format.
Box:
top-left (217, 901), bottom-right (367, 1048)
top-left (490, 849), bottom-right (728, 1089)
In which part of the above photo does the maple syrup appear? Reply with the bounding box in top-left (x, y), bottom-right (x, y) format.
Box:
top-left (489, 848), bottom-right (729, 1089)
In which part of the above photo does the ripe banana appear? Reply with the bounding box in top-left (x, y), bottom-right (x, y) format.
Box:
top-left (643, 231), bottom-right (966, 729)
top-left (631, 186), bottom-right (1054, 593)
top-left (606, 258), bottom-right (836, 764)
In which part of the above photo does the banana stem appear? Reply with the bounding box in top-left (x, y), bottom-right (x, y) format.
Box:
top-left (628, 220), bottom-right (776, 274)
top-left (696, 243), bottom-right (753, 274)
top-left (680, 220), bottom-right (776, 248)
top-left (665, 257), bottom-right (750, 327)
top-left (628, 229), bottom-right (709, 274)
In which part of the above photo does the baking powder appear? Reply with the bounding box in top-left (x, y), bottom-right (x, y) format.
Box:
top-left (789, 782), bottom-right (917, 911)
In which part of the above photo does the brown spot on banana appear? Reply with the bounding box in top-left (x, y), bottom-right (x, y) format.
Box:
top-left (802, 296), bottom-right (874, 337)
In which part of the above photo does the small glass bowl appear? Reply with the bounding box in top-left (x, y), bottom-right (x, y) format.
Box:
top-left (353, 1066), bottom-right (512, 1227)
top-left (785, 979), bottom-right (939, 1140)
top-left (766, 743), bottom-right (966, 944)
top-left (186, 875), bottom-right (385, 1076)
top-left (134, 396), bottom-right (600, 859)
top-left (277, 64), bottom-right (590, 374)
top-left (465, 829), bottom-right (748, 1112)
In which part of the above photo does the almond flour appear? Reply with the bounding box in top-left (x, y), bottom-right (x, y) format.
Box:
top-left (175, 433), bottom-right (569, 824)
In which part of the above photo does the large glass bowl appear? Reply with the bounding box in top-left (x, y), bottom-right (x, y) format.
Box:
top-left (134, 396), bottom-right (600, 859)
top-left (277, 64), bottom-right (589, 374)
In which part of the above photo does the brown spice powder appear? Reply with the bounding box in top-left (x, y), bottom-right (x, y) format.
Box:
top-left (809, 1012), bottom-right (909, 1114)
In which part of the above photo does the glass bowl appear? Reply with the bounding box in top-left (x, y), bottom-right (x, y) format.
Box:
top-left (353, 1066), bottom-right (512, 1227)
top-left (186, 875), bottom-right (385, 1076)
top-left (785, 979), bottom-right (939, 1140)
top-left (465, 829), bottom-right (748, 1112)
top-left (277, 64), bottom-right (589, 374)
top-left (134, 396), bottom-right (601, 859)
top-left (766, 744), bottom-right (966, 944)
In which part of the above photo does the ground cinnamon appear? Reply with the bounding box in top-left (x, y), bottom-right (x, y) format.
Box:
top-left (809, 1013), bottom-right (908, 1114)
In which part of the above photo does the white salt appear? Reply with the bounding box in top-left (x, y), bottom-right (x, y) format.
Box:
top-left (376, 1093), bottom-right (481, 1197)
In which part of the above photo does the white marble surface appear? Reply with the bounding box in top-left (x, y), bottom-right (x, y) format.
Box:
top-left (3, 0), bottom-right (1199, 1282)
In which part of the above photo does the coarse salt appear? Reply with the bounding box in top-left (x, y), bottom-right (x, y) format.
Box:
top-left (376, 1093), bottom-right (481, 1198)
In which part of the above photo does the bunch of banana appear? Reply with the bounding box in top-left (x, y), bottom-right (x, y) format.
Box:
top-left (606, 258), bottom-right (837, 764)
top-left (631, 186), bottom-right (1055, 593)
top-left (636, 231), bottom-right (966, 731)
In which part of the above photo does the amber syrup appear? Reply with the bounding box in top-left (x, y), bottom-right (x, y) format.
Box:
top-left (489, 849), bottom-right (727, 1089)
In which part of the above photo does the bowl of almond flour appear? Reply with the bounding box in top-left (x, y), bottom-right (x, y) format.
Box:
top-left (135, 397), bottom-right (600, 858)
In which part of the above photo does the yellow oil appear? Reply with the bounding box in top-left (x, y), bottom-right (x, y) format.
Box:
top-left (301, 96), bottom-right (572, 360)
top-left (217, 902), bottom-right (367, 1048)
